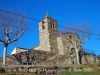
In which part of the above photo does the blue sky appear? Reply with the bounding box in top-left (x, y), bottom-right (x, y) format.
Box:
top-left (0, 0), bottom-right (100, 57)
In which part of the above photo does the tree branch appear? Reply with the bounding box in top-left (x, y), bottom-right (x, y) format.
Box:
top-left (0, 40), bottom-right (5, 44)
top-left (64, 24), bottom-right (92, 46)
top-left (67, 37), bottom-right (75, 44)
top-left (8, 30), bottom-right (25, 44)
top-left (3, 28), bottom-right (11, 42)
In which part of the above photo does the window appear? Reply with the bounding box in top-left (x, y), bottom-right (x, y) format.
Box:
top-left (68, 34), bottom-right (75, 39)
top-left (69, 34), bottom-right (72, 39)
top-left (42, 21), bottom-right (45, 29)
top-left (50, 20), bottom-right (55, 29)
top-left (50, 20), bottom-right (52, 28)
top-left (52, 22), bottom-right (55, 29)
top-left (71, 48), bottom-right (75, 54)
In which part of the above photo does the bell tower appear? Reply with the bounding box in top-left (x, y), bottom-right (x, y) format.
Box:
top-left (38, 13), bottom-right (58, 53)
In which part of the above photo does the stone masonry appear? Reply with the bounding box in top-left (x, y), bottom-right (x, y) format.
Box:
top-left (34, 14), bottom-right (58, 54)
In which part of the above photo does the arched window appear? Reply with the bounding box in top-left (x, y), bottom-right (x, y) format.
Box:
top-left (52, 21), bottom-right (55, 29)
top-left (69, 34), bottom-right (72, 39)
top-left (50, 20), bottom-right (52, 28)
top-left (50, 20), bottom-right (55, 29)
top-left (42, 21), bottom-right (45, 29)
top-left (71, 48), bottom-right (75, 54)
top-left (68, 34), bottom-right (75, 40)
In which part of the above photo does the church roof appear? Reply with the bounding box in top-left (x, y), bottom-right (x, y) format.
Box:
top-left (44, 13), bottom-right (56, 21)
top-left (45, 13), bottom-right (51, 18)
top-left (11, 47), bottom-right (28, 55)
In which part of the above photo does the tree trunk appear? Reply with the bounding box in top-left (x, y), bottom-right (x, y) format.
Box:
top-left (76, 50), bottom-right (80, 64)
top-left (75, 44), bottom-right (80, 64)
top-left (3, 43), bottom-right (8, 65)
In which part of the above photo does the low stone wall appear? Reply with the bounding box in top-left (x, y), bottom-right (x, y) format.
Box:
top-left (0, 49), bottom-right (56, 66)
top-left (0, 49), bottom-right (97, 66)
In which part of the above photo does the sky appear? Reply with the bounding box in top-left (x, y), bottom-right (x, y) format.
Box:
top-left (0, 0), bottom-right (100, 57)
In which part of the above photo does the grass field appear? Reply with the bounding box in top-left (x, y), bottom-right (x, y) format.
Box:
top-left (59, 70), bottom-right (100, 75)
top-left (58, 63), bottom-right (100, 75)
top-left (0, 70), bottom-right (100, 75)
top-left (0, 71), bottom-right (100, 75)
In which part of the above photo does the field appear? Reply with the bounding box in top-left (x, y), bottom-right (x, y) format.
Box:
top-left (0, 69), bottom-right (100, 75)
top-left (59, 70), bottom-right (100, 75)
top-left (0, 63), bottom-right (100, 75)
top-left (0, 70), bottom-right (100, 75)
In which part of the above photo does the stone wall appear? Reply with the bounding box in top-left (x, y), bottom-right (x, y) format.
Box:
top-left (81, 53), bottom-right (96, 64)
top-left (0, 49), bottom-right (56, 66)
top-left (57, 36), bottom-right (64, 55)
top-left (0, 49), bottom-right (96, 66)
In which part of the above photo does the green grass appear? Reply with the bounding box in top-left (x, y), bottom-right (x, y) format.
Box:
top-left (59, 70), bottom-right (100, 75)
top-left (0, 69), bottom-right (100, 75)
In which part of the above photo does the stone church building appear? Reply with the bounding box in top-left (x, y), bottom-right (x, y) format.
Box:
top-left (33, 14), bottom-right (96, 64)
top-left (0, 14), bottom-right (96, 65)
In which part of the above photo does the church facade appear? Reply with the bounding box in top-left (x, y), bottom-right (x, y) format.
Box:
top-left (33, 14), bottom-right (96, 64)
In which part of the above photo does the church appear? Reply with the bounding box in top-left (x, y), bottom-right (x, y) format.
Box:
top-left (0, 14), bottom-right (96, 65)
top-left (33, 13), bottom-right (96, 64)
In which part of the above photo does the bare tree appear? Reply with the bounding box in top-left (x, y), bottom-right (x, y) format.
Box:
top-left (63, 24), bottom-right (92, 64)
top-left (0, 9), bottom-right (27, 65)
